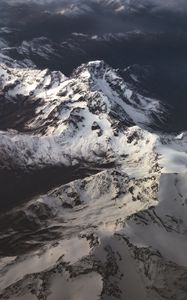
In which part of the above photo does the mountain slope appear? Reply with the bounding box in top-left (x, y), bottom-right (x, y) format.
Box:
top-left (0, 59), bottom-right (168, 189)
top-left (0, 59), bottom-right (187, 300)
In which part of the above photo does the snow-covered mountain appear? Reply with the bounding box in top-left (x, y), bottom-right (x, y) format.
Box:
top-left (1, 0), bottom-right (187, 298)
top-left (0, 60), bottom-right (187, 300)
top-left (0, 60), bottom-right (168, 173)
top-left (1, 45), bottom-right (187, 299)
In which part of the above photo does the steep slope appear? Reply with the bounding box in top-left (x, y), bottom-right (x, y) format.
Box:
top-left (0, 60), bottom-right (169, 207)
top-left (1, 156), bottom-right (187, 299)
top-left (0, 59), bottom-right (166, 210)
top-left (0, 60), bottom-right (167, 132)
top-left (0, 59), bottom-right (187, 300)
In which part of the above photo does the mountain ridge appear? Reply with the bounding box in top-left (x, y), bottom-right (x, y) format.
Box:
top-left (0, 58), bottom-right (187, 300)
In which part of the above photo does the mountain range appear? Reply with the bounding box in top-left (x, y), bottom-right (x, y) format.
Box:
top-left (0, 1), bottom-right (187, 300)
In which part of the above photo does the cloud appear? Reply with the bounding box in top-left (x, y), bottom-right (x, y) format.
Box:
top-left (1, 0), bottom-right (187, 37)
top-left (3, 0), bottom-right (187, 13)
top-left (137, 0), bottom-right (187, 11)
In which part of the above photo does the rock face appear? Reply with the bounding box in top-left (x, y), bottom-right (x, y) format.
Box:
top-left (1, 54), bottom-right (187, 300)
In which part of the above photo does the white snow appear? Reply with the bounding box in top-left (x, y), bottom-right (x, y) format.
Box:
top-left (124, 173), bottom-right (187, 266)
top-left (0, 237), bottom-right (90, 290)
top-left (48, 272), bottom-right (102, 300)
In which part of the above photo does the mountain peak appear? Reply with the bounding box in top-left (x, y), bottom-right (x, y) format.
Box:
top-left (73, 60), bottom-right (108, 79)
